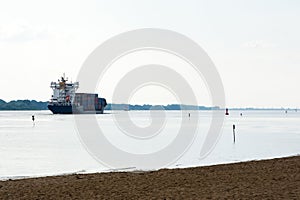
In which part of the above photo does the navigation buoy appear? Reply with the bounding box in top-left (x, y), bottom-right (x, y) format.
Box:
top-left (225, 108), bottom-right (229, 115)
top-left (233, 124), bottom-right (236, 143)
top-left (32, 115), bottom-right (35, 126)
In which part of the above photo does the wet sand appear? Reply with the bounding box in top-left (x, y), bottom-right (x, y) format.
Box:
top-left (1, 156), bottom-right (300, 199)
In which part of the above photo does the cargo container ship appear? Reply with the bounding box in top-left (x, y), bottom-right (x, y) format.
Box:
top-left (48, 75), bottom-right (107, 114)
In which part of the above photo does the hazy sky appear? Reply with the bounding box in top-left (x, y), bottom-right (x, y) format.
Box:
top-left (0, 0), bottom-right (299, 108)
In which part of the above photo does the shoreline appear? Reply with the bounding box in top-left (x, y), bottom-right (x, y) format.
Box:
top-left (2, 154), bottom-right (298, 182)
top-left (1, 156), bottom-right (299, 199)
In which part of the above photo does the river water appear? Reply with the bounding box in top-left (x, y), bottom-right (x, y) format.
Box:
top-left (0, 110), bottom-right (299, 180)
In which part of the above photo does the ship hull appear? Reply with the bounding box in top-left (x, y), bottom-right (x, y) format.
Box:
top-left (48, 105), bottom-right (73, 114)
top-left (48, 105), bottom-right (104, 114)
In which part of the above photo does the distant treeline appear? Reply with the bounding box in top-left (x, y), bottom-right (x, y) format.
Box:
top-left (0, 99), bottom-right (292, 111)
top-left (0, 100), bottom-right (218, 110)
top-left (0, 99), bottom-right (48, 110)
top-left (106, 104), bottom-right (220, 110)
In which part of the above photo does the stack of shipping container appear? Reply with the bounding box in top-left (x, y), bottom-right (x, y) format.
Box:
top-left (74, 93), bottom-right (97, 111)
top-left (74, 93), bottom-right (107, 112)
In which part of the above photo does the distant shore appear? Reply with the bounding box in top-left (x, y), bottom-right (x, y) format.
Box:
top-left (1, 156), bottom-right (299, 199)
top-left (0, 99), bottom-right (297, 111)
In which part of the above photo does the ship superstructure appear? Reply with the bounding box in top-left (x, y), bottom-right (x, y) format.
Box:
top-left (48, 75), bottom-right (107, 114)
top-left (50, 75), bottom-right (79, 106)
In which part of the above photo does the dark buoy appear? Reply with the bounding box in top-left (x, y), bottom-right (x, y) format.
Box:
top-left (233, 124), bottom-right (236, 143)
top-left (240, 113), bottom-right (243, 117)
top-left (32, 115), bottom-right (35, 126)
top-left (225, 108), bottom-right (229, 115)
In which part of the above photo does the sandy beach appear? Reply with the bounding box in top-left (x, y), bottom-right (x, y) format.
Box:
top-left (0, 156), bottom-right (299, 199)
